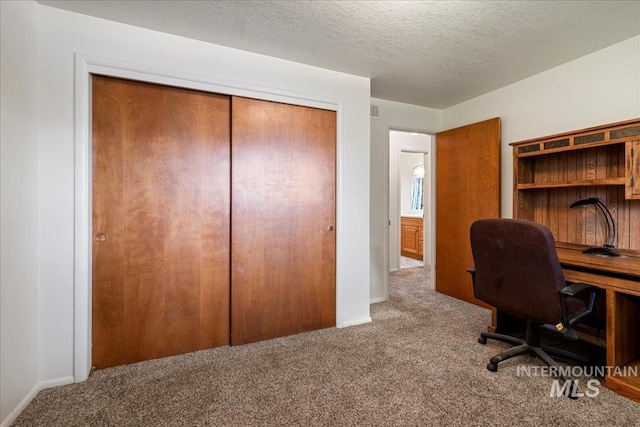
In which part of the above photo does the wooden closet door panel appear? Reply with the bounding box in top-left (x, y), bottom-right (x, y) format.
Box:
top-left (92, 76), bottom-right (231, 368)
top-left (435, 118), bottom-right (500, 307)
top-left (162, 86), bottom-right (231, 351)
top-left (231, 97), bottom-right (336, 345)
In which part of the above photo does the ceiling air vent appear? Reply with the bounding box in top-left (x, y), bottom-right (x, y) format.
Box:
top-left (370, 104), bottom-right (379, 118)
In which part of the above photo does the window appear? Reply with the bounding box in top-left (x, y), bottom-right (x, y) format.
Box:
top-left (410, 165), bottom-right (424, 211)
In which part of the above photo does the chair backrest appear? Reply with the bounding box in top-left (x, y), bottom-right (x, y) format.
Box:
top-left (469, 219), bottom-right (566, 325)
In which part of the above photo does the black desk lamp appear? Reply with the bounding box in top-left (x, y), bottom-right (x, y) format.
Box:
top-left (569, 197), bottom-right (620, 257)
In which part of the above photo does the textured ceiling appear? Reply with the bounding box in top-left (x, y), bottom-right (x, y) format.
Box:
top-left (39, 1), bottom-right (640, 108)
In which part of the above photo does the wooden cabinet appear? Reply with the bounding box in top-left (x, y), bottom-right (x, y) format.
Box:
top-left (560, 251), bottom-right (640, 402)
top-left (627, 140), bottom-right (640, 199)
top-left (604, 289), bottom-right (640, 401)
top-left (401, 216), bottom-right (423, 260)
top-left (510, 118), bottom-right (640, 401)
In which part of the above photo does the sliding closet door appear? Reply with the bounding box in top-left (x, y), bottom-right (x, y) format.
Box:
top-left (231, 97), bottom-right (336, 345)
top-left (92, 76), bottom-right (231, 368)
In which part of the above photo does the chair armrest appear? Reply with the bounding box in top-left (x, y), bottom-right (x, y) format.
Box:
top-left (559, 283), bottom-right (598, 335)
top-left (467, 268), bottom-right (477, 298)
top-left (560, 282), bottom-right (595, 297)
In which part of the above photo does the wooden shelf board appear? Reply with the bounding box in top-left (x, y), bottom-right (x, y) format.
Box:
top-left (605, 359), bottom-right (640, 402)
top-left (619, 360), bottom-right (640, 389)
top-left (557, 247), bottom-right (640, 278)
top-left (517, 178), bottom-right (626, 190)
top-left (515, 139), bottom-right (629, 158)
top-left (574, 324), bottom-right (607, 348)
top-left (510, 118), bottom-right (640, 147)
top-left (605, 375), bottom-right (640, 402)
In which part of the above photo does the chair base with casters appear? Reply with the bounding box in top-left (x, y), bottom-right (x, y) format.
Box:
top-left (479, 321), bottom-right (589, 372)
top-left (478, 321), bottom-right (588, 398)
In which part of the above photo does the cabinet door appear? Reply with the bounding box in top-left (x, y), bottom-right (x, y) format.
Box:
top-left (231, 97), bottom-right (336, 345)
top-left (92, 76), bottom-right (231, 368)
top-left (626, 140), bottom-right (640, 199)
top-left (401, 225), bottom-right (420, 256)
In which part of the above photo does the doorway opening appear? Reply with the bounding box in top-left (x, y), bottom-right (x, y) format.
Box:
top-left (388, 130), bottom-right (433, 283)
top-left (399, 151), bottom-right (425, 269)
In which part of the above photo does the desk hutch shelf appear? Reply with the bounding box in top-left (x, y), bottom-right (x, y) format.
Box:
top-left (510, 118), bottom-right (640, 402)
top-left (512, 119), bottom-right (640, 253)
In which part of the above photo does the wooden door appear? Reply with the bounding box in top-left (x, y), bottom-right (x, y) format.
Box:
top-left (435, 118), bottom-right (500, 306)
top-left (231, 97), bottom-right (336, 345)
top-left (92, 76), bottom-right (231, 368)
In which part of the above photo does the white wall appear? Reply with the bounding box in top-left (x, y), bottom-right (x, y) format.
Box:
top-left (0, 1), bottom-right (40, 425)
top-left (37, 5), bottom-right (371, 384)
top-left (370, 99), bottom-right (442, 302)
top-left (400, 152), bottom-right (425, 216)
top-left (444, 35), bottom-right (640, 219)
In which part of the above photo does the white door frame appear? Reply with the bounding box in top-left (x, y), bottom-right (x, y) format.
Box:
top-left (73, 53), bottom-right (343, 382)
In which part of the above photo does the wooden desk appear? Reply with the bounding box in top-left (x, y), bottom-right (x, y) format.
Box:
top-left (506, 119), bottom-right (640, 401)
top-left (491, 248), bottom-right (640, 401)
top-left (557, 248), bottom-right (640, 402)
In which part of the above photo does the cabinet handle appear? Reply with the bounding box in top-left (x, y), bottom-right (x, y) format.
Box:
top-left (327, 226), bottom-right (334, 232)
top-left (95, 233), bottom-right (108, 242)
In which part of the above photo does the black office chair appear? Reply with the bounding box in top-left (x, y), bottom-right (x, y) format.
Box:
top-left (467, 219), bottom-right (597, 396)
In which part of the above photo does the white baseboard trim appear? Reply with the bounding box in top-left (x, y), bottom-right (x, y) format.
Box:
top-left (0, 383), bottom-right (40, 427)
top-left (40, 376), bottom-right (75, 389)
top-left (338, 317), bottom-right (372, 328)
top-left (389, 268), bottom-right (399, 272)
top-left (369, 296), bottom-right (388, 304)
top-left (0, 376), bottom-right (74, 427)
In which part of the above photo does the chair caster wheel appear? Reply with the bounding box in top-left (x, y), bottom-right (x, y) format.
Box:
top-left (478, 337), bottom-right (487, 344)
top-left (487, 363), bottom-right (497, 372)
top-left (566, 380), bottom-right (579, 399)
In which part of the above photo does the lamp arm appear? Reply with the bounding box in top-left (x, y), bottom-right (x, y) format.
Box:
top-left (595, 200), bottom-right (616, 248)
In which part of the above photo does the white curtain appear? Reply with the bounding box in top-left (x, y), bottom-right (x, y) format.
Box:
top-left (410, 177), bottom-right (423, 210)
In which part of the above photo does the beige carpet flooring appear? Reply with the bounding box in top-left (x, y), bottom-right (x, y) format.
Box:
top-left (400, 256), bottom-right (423, 269)
top-left (13, 267), bottom-right (640, 426)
